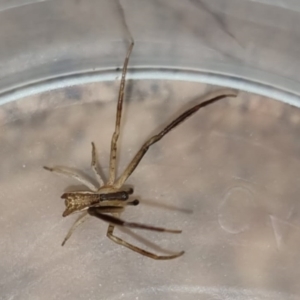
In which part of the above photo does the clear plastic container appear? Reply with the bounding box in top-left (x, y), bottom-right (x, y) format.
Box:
top-left (1, 0), bottom-right (300, 299)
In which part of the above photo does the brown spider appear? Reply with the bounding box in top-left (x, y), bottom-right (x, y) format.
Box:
top-left (44, 41), bottom-right (238, 259)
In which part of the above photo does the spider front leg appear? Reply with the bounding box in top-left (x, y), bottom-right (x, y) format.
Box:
top-left (88, 208), bottom-right (182, 233)
top-left (114, 88), bottom-right (238, 188)
top-left (107, 41), bottom-right (134, 185)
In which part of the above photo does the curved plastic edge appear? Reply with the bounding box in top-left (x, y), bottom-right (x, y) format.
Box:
top-left (0, 67), bottom-right (299, 108)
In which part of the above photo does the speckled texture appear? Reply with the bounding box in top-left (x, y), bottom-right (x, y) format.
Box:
top-left (1, 79), bottom-right (300, 299)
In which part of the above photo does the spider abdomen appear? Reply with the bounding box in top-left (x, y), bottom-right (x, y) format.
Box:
top-left (61, 190), bottom-right (131, 217)
top-left (61, 192), bottom-right (101, 217)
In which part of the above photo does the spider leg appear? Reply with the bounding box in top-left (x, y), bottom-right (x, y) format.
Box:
top-left (62, 211), bottom-right (89, 246)
top-left (43, 166), bottom-right (98, 191)
top-left (91, 142), bottom-right (104, 187)
top-left (62, 207), bottom-right (130, 246)
top-left (114, 88), bottom-right (238, 188)
top-left (107, 41), bottom-right (134, 185)
top-left (107, 224), bottom-right (184, 260)
top-left (88, 208), bottom-right (182, 233)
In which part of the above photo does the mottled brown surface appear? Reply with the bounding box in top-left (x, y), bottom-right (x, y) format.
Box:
top-left (1, 80), bottom-right (300, 299)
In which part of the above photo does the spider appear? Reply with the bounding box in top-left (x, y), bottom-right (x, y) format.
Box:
top-left (44, 41), bottom-right (238, 259)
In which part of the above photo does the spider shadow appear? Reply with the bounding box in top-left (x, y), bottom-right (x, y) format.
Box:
top-left (138, 197), bottom-right (193, 214)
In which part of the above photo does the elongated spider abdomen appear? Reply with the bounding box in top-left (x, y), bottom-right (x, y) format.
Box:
top-left (61, 192), bottom-right (101, 217)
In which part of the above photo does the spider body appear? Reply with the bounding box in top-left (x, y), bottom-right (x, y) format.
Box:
top-left (61, 189), bottom-right (134, 217)
top-left (44, 40), bottom-right (238, 259)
